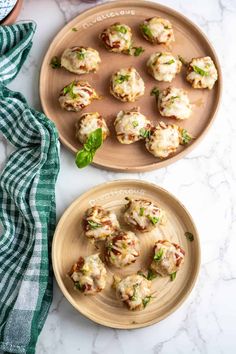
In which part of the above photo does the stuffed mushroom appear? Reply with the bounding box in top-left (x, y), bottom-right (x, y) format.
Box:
top-left (115, 274), bottom-right (152, 310)
top-left (114, 107), bottom-right (152, 144)
top-left (124, 197), bottom-right (165, 232)
top-left (61, 46), bottom-right (101, 74)
top-left (75, 112), bottom-right (109, 144)
top-left (140, 17), bottom-right (174, 45)
top-left (147, 52), bottom-right (182, 82)
top-left (146, 121), bottom-right (192, 159)
top-left (157, 86), bottom-right (192, 120)
top-left (69, 254), bottom-right (107, 295)
top-left (150, 240), bottom-right (185, 278)
top-left (99, 23), bottom-right (132, 54)
top-left (83, 205), bottom-right (120, 241)
top-left (59, 80), bottom-right (100, 112)
top-left (186, 56), bottom-right (218, 89)
top-left (105, 230), bottom-right (140, 268)
top-left (110, 67), bottom-right (145, 102)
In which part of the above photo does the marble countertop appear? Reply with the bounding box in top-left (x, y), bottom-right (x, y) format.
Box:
top-left (2, 0), bottom-right (235, 353)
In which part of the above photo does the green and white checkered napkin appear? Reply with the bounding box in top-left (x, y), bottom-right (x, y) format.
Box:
top-left (0, 22), bottom-right (60, 353)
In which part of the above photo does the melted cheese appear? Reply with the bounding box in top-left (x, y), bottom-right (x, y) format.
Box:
top-left (61, 46), bottom-right (101, 74)
top-left (142, 17), bottom-right (174, 44)
top-left (100, 23), bottom-right (132, 53)
top-left (76, 112), bottom-right (109, 144)
top-left (158, 87), bottom-right (192, 120)
top-left (147, 52), bottom-right (182, 82)
top-left (186, 56), bottom-right (218, 89)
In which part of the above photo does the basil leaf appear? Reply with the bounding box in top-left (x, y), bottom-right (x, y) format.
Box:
top-left (87, 220), bottom-right (102, 229)
top-left (142, 295), bottom-right (152, 308)
top-left (50, 56), bottom-right (61, 69)
top-left (185, 231), bottom-right (194, 241)
top-left (72, 27), bottom-right (78, 32)
top-left (147, 269), bottom-right (157, 280)
top-left (192, 65), bottom-right (209, 76)
top-left (114, 25), bottom-right (127, 34)
top-left (165, 59), bottom-right (175, 65)
top-left (75, 128), bottom-right (103, 169)
top-left (170, 272), bottom-right (177, 281)
top-left (77, 50), bottom-right (86, 60)
top-left (178, 55), bottom-right (188, 66)
top-left (75, 149), bottom-right (94, 169)
top-left (154, 248), bottom-right (163, 261)
top-left (140, 24), bottom-right (153, 38)
top-left (115, 74), bottom-right (130, 84)
top-left (85, 128), bottom-right (103, 150)
top-left (63, 81), bottom-right (77, 99)
top-left (75, 281), bottom-right (82, 291)
top-left (131, 284), bottom-right (139, 301)
top-left (139, 207), bottom-right (145, 216)
top-left (132, 121), bottom-right (139, 128)
top-left (139, 128), bottom-right (150, 139)
top-left (133, 47), bottom-right (145, 56)
top-left (151, 87), bottom-right (160, 97)
top-left (181, 129), bottom-right (192, 145)
top-left (147, 215), bottom-right (159, 225)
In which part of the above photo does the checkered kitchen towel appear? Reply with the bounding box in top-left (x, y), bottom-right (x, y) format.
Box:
top-left (0, 22), bottom-right (60, 353)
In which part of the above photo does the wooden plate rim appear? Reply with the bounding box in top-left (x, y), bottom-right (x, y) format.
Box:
top-left (52, 179), bottom-right (201, 329)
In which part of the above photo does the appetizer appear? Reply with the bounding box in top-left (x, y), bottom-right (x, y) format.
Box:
top-left (75, 112), bottom-right (109, 144)
top-left (99, 23), bottom-right (132, 54)
top-left (59, 80), bottom-right (100, 112)
top-left (114, 107), bottom-right (152, 144)
top-left (157, 86), bottom-right (192, 120)
top-left (150, 240), bottom-right (185, 278)
top-left (115, 274), bottom-right (152, 310)
top-left (69, 254), bottom-right (107, 295)
top-left (110, 67), bottom-right (145, 102)
top-left (146, 121), bottom-right (192, 159)
top-left (186, 56), bottom-right (218, 89)
top-left (61, 46), bottom-right (101, 74)
top-left (105, 230), bottom-right (140, 268)
top-left (147, 52), bottom-right (182, 82)
top-left (83, 205), bottom-right (119, 241)
top-left (124, 197), bottom-right (165, 232)
top-left (140, 17), bottom-right (174, 45)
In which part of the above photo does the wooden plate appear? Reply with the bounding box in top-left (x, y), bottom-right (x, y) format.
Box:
top-left (52, 180), bottom-right (200, 328)
top-left (40, 1), bottom-right (222, 172)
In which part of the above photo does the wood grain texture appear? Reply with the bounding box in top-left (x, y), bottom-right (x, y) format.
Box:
top-left (52, 180), bottom-right (200, 328)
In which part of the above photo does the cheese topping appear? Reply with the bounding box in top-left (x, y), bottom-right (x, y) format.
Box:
top-left (61, 46), bottom-right (101, 74)
top-left (105, 230), bottom-right (140, 268)
top-left (70, 254), bottom-right (107, 295)
top-left (186, 56), bottom-right (218, 89)
top-left (124, 197), bottom-right (166, 232)
top-left (140, 17), bottom-right (175, 45)
top-left (116, 274), bottom-right (152, 310)
top-left (147, 52), bottom-right (182, 82)
top-left (110, 67), bottom-right (145, 102)
top-left (114, 108), bottom-right (151, 144)
top-left (150, 240), bottom-right (185, 277)
top-left (100, 23), bottom-right (132, 53)
top-left (158, 86), bottom-right (192, 120)
top-left (75, 112), bottom-right (109, 144)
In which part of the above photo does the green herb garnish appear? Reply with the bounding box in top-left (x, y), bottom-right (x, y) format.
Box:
top-left (164, 25), bottom-right (171, 29)
top-left (140, 24), bottom-right (153, 38)
top-left (107, 241), bottom-right (113, 251)
top-left (147, 215), bottom-right (159, 225)
top-left (87, 220), bottom-right (102, 229)
top-left (63, 81), bottom-right (77, 99)
top-left (133, 46), bottom-right (145, 56)
top-left (75, 128), bottom-right (103, 169)
top-left (75, 281), bottom-right (82, 291)
top-left (151, 87), bottom-right (160, 97)
top-left (139, 128), bottom-right (150, 139)
top-left (115, 74), bottom-right (130, 84)
top-left (114, 25), bottom-right (127, 34)
top-left (50, 56), bottom-right (61, 69)
top-left (139, 207), bottom-right (145, 216)
top-left (131, 284), bottom-right (139, 301)
top-left (147, 269), bottom-right (157, 280)
top-left (77, 49), bottom-right (86, 60)
top-left (165, 59), bottom-right (175, 65)
top-left (154, 248), bottom-right (163, 261)
top-left (185, 231), bottom-right (194, 241)
top-left (142, 295), bottom-right (152, 308)
top-left (181, 129), bottom-right (192, 145)
top-left (132, 121), bottom-right (139, 128)
top-left (72, 27), bottom-right (78, 32)
top-left (178, 55), bottom-right (188, 66)
top-left (170, 272), bottom-right (177, 281)
top-left (192, 65), bottom-right (209, 76)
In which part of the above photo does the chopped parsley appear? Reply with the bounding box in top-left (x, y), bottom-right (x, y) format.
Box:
top-left (147, 215), bottom-right (159, 225)
top-left (133, 46), bottom-right (145, 56)
top-left (87, 220), bottom-right (102, 229)
top-left (142, 295), bottom-right (152, 308)
top-left (77, 49), bottom-right (86, 60)
top-left (132, 121), bottom-right (139, 128)
top-left (63, 81), bottom-right (77, 99)
top-left (50, 56), bottom-right (61, 69)
top-left (181, 129), bottom-right (192, 145)
top-left (131, 284), bottom-right (139, 301)
top-left (114, 25), bottom-right (127, 34)
top-left (165, 59), bottom-right (175, 65)
top-left (151, 87), bottom-right (160, 97)
top-left (147, 269), bottom-right (157, 280)
top-left (139, 207), bottom-right (145, 216)
top-left (72, 27), bottom-right (78, 32)
top-left (154, 248), bottom-right (163, 262)
top-left (140, 24), bottom-right (153, 38)
top-left (185, 231), bottom-right (194, 241)
top-left (192, 65), bottom-right (209, 76)
top-left (115, 74), bottom-right (130, 84)
top-left (139, 128), bottom-right (150, 139)
top-left (170, 272), bottom-right (177, 281)
top-left (75, 281), bottom-right (82, 291)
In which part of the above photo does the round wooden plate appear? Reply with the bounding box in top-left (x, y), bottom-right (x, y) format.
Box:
top-left (40, 1), bottom-right (222, 172)
top-left (52, 180), bottom-right (200, 328)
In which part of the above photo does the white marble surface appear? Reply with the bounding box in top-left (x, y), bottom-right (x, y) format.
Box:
top-left (1, 0), bottom-right (236, 353)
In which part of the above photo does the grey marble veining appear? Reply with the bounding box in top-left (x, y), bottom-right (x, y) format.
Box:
top-left (1, 0), bottom-right (236, 353)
